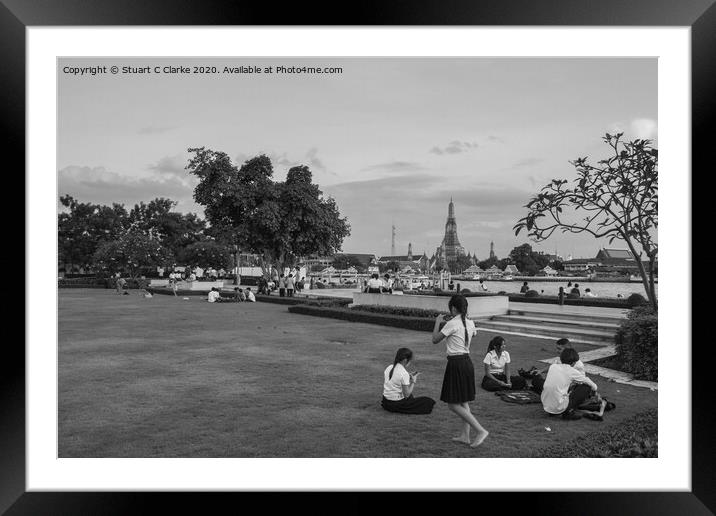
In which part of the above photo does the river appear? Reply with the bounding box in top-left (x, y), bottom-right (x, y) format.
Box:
top-left (453, 279), bottom-right (656, 299)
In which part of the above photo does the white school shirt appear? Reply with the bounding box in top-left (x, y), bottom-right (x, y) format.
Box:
top-left (245, 291), bottom-right (256, 302)
top-left (367, 278), bottom-right (383, 289)
top-left (286, 277), bottom-right (295, 289)
top-left (483, 350), bottom-right (511, 374)
top-left (541, 363), bottom-right (598, 414)
top-left (555, 358), bottom-right (585, 374)
top-left (383, 363), bottom-right (411, 401)
top-left (207, 291), bottom-right (220, 302)
top-left (440, 316), bottom-right (477, 355)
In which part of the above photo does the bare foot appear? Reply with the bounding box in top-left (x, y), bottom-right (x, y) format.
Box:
top-left (470, 431), bottom-right (489, 448)
top-left (451, 435), bottom-right (471, 445)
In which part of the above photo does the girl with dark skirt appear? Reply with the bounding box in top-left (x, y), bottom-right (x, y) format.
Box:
top-left (480, 336), bottom-right (527, 391)
top-left (432, 294), bottom-right (489, 447)
top-left (381, 348), bottom-right (436, 414)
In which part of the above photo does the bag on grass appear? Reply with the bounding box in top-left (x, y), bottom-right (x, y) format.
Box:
top-left (494, 390), bottom-right (542, 404)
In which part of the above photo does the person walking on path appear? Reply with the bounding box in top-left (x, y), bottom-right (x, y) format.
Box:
top-left (431, 294), bottom-right (489, 448)
top-left (557, 286), bottom-right (565, 306)
top-left (381, 348), bottom-right (435, 414)
top-left (286, 274), bottom-right (295, 297)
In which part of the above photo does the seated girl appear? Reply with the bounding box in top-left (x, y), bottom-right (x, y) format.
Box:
top-left (381, 347), bottom-right (436, 414)
top-left (481, 336), bottom-right (527, 391)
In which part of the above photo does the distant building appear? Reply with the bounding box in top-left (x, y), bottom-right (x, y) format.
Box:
top-left (562, 248), bottom-right (653, 275)
top-left (503, 264), bottom-right (520, 275)
top-left (541, 265), bottom-right (559, 276)
top-left (340, 253), bottom-right (378, 269)
top-left (379, 243), bottom-right (429, 272)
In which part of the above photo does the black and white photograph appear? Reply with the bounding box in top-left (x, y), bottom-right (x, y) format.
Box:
top-left (56, 56), bottom-right (659, 459)
top-left (6, 7), bottom-right (705, 506)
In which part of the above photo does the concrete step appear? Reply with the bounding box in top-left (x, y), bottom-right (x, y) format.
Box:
top-left (477, 319), bottom-right (616, 344)
top-left (492, 314), bottom-right (620, 330)
top-left (507, 308), bottom-right (626, 325)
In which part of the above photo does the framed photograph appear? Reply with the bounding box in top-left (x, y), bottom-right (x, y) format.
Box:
top-left (7, 0), bottom-right (710, 513)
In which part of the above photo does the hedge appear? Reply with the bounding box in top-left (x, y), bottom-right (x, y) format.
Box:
top-left (614, 305), bottom-right (658, 381)
top-left (350, 305), bottom-right (445, 319)
top-left (288, 305), bottom-right (437, 332)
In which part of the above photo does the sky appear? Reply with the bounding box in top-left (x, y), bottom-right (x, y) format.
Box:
top-left (58, 57), bottom-right (657, 260)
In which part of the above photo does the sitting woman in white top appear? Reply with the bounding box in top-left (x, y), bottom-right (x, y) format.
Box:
top-left (207, 287), bottom-right (221, 303)
top-left (541, 347), bottom-right (603, 420)
top-left (381, 348), bottom-right (436, 414)
top-left (480, 336), bottom-right (528, 391)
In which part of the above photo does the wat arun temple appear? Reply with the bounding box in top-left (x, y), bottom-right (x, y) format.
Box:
top-left (433, 198), bottom-right (472, 272)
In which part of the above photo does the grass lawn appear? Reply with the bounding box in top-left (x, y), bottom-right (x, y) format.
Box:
top-left (59, 289), bottom-right (657, 457)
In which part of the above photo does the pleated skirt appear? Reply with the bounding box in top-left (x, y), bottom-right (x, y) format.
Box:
top-left (440, 354), bottom-right (476, 403)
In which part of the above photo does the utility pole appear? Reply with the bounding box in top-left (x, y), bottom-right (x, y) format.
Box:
top-left (391, 223), bottom-right (396, 256)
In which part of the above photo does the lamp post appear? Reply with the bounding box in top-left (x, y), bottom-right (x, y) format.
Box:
top-left (233, 244), bottom-right (239, 285)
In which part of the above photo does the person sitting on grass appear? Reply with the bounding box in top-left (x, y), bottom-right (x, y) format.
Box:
top-left (235, 287), bottom-right (246, 302)
top-left (530, 338), bottom-right (584, 394)
top-left (540, 347), bottom-right (605, 421)
top-left (115, 275), bottom-right (127, 294)
top-left (207, 287), bottom-right (221, 303)
top-left (480, 336), bottom-right (527, 391)
top-left (245, 287), bottom-right (256, 302)
top-left (520, 281), bottom-right (530, 294)
top-left (381, 347), bottom-right (436, 414)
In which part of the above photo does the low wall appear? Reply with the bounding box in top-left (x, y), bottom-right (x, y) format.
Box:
top-left (352, 292), bottom-right (509, 318)
top-left (155, 280), bottom-right (226, 291)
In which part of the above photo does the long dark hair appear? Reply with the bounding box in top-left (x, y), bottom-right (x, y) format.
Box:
top-left (389, 347), bottom-right (413, 379)
top-left (448, 294), bottom-right (470, 346)
top-left (487, 335), bottom-right (505, 355)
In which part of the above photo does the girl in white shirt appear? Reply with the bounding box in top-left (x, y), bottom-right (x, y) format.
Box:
top-left (481, 336), bottom-right (527, 391)
top-left (432, 295), bottom-right (489, 447)
top-left (381, 348), bottom-right (435, 414)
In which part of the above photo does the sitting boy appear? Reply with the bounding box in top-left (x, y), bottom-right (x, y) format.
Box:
top-left (540, 348), bottom-right (605, 420)
top-left (529, 338), bottom-right (584, 394)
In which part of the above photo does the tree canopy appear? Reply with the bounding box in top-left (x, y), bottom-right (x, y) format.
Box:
top-left (92, 229), bottom-right (174, 278)
top-left (186, 148), bottom-right (350, 275)
top-left (514, 133), bottom-right (657, 308)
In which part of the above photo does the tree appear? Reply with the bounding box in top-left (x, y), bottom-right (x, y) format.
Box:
top-left (178, 240), bottom-right (233, 269)
top-left (332, 254), bottom-right (364, 271)
top-left (92, 229), bottom-right (174, 278)
top-left (514, 133), bottom-right (657, 309)
top-left (550, 260), bottom-right (564, 271)
top-left (187, 149), bottom-right (350, 277)
top-left (453, 254), bottom-right (473, 273)
top-left (478, 256), bottom-right (498, 270)
top-left (58, 195), bottom-right (129, 272)
top-left (128, 198), bottom-right (206, 257)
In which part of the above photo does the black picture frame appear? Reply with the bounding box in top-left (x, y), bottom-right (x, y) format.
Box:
top-left (5, 0), bottom-right (710, 513)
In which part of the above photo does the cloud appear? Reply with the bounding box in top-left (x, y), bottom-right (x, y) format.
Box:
top-left (487, 135), bottom-right (504, 144)
top-left (147, 154), bottom-right (189, 178)
top-left (360, 161), bottom-right (427, 173)
top-left (137, 125), bottom-right (177, 135)
top-left (234, 149), bottom-right (336, 176)
top-left (58, 165), bottom-right (200, 213)
top-left (607, 118), bottom-right (658, 140)
top-left (429, 140), bottom-right (479, 155)
top-left (510, 158), bottom-right (545, 170)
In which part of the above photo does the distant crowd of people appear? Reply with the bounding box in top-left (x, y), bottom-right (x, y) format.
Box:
top-left (380, 294), bottom-right (615, 447)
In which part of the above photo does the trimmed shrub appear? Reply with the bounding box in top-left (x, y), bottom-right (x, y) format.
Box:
top-left (626, 293), bottom-right (649, 307)
top-left (461, 288), bottom-right (472, 293)
top-left (288, 305), bottom-right (437, 332)
top-left (524, 289), bottom-right (540, 297)
top-left (315, 282), bottom-right (326, 289)
top-left (351, 305), bottom-right (445, 318)
top-left (614, 305), bottom-right (657, 381)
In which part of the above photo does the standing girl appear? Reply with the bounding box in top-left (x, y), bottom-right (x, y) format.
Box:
top-left (432, 294), bottom-right (489, 447)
